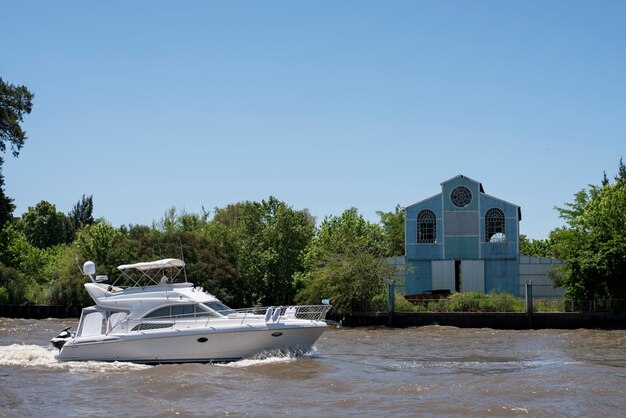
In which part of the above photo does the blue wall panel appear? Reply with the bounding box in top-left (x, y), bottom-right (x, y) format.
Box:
top-left (406, 243), bottom-right (443, 260)
top-left (405, 260), bottom-right (431, 295)
top-left (445, 236), bottom-right (479, 259)
top-left (481, 243), bottom-right (518, 259)
top-left (484, 259), bottom-right (519, 295)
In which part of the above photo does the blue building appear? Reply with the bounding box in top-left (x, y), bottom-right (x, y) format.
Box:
top-left (404, 175), bottom-right (523, 296)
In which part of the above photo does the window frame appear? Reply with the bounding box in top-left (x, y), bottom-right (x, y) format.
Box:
top-left (485, 207), bottom-right (506, 242)
top-left (416, 209), bottom-right (437, 244)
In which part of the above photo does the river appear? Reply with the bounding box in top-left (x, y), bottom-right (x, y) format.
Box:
top-left (0, 318), bottom-right (624, 417)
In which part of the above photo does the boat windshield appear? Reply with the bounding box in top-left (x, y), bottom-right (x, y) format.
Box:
top-left (203, 300), bottom-right (236, 316)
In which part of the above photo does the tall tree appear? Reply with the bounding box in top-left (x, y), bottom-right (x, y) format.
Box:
top-left (0, 77), bottom-right (33, 158)
top-left (550, 178), bottom-right (626, 299)
top-left (135, 231), bottom-right (241, 306)
top-left (206, 197), bottom-right (315, 306)
top-left (21, 201), bottom-right (74, 248)
top-left (0, 78), bottom-right (34, 228)
top-left (377, 204), bottom-right (405, 257)
top-left (616, 157), bottom-right (626, 182)
top-left (68, 194), bottom-right (95, 232)
top-left (0, 171), bottom-right (14, 228)
top-left (295, 208), bottom-right (394, 313)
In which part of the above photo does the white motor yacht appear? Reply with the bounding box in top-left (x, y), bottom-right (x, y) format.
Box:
top-left (52, 259), bottom-right (331, 363)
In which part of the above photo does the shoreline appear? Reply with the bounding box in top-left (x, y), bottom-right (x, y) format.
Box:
top-left (2, 304), bottom-right (624, 330)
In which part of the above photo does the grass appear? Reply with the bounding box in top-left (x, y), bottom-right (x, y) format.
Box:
top-left (391, 291), bottom-right (567, 313)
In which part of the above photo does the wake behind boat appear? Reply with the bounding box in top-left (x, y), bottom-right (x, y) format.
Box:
top-left (52, 259), bottom-right (331, 363)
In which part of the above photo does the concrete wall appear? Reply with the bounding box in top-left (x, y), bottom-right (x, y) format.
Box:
top-left (518, 256), bottom-right (565, 298)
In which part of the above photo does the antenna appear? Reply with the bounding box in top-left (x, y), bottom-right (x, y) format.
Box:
top-left (179, 238), bottom-right (188, 282)
top-left (75, 257), bottom-right (84, 275)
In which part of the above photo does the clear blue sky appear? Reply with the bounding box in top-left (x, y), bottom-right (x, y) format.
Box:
top-left (2, 1), bottom-right (624, 239)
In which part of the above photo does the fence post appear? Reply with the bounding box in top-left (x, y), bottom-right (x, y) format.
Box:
top-left (525, 280), bottom-right (533, 328)
top-left (387, 280), bottom-right (395, 327)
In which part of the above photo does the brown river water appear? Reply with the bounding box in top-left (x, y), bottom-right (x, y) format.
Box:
top-left (0, 317), bottom-right (624, 417)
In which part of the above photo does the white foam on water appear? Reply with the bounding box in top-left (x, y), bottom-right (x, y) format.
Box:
top-left (220, 347), bottom-right (318, 368)
top-left (223, 355), bottom-right (298, 368)
top-left (0, 344), bottom-right (150, 372)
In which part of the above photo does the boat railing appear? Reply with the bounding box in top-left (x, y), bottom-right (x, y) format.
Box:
top-left (229, 305), bottom-right (332, 322)
top-left (117, 304), bottom-right (332, 333)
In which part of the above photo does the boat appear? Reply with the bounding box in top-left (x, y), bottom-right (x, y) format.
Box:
top-left (52, 259), bottom-right (331, 363)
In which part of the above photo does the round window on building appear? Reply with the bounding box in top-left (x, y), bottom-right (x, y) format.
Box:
top-left (450, 186), bottom-right (472, 208)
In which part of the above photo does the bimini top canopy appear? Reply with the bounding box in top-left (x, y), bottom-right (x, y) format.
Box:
top-left (117, 258), bottom-right (185, 272)
top-left (113, 258), bottom-right (187, 287)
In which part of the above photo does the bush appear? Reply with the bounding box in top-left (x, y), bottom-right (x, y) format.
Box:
top-left (371, 290), bottom-right (419, 312)
top-left (0, 263), bottom-right (27, 304)
top-left (392, 292), bottom-right (528, 313)
top-left (0, 286), bottom-right (8, 304)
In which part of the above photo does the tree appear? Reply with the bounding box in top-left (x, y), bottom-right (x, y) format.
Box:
top-left (205, 197), bottom-right (315, 306)
top-left (21, 201), bottom-right (73, 248)
top-left (377, 204), bottom-right (405, 257)
top-left (616, 157), bottom-right (626, 183)
top-left (0, 171), bottom-right (14, 228)
top-left (153, 206), bottom-right (207, 235)
top-left (0, 78), bottom-right (34, 229)
top-left (136, 231), bottom-right (241, 306)
top-left (519, 234), bottom-right (554, 258)
top-left (68, 194), bottom-right (95, 232)
top-left (602, 171), bottom-right (610, 187)
top-left (0, 77), bottom-right (33, 158)
top-left (295, 208), bottom-right (394, 313)
top-left (550, 179), bottom-right (626, 299)
top-left (75, 222), bottom-right (125, 275)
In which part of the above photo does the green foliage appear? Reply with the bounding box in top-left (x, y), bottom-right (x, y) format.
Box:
top-left (372, 290), bottom-right (419, 312)
top-left (0, 171), bottom-right (14, 228)
top-left (154, 207), bottom-right (208, 235)
top-left (45, 244), bottom-right (92, 306)
top-left (0, 262), bottom-right (25, 303)
top-left (550, 176), bottom-right (626, 299)
top-left (135, 231), bottom-right (241, 306)
top-left (75, 222), bottom-right (126, 276)
top-left (301, 208), bottom-right (385, 270)
top-left (533, 299), bottom-right (565, 312)
top-left (0, 78), bottom-right (33, 228)
top-left (395, 292), bottom-right (525, 312)
top-left (206, 197), bottom-right (315, 306)
top-left (0, 77), bottom-right (33, 158)
top-left (519, 234), bottom-right (554, 257)
top-left (377, 204), bottom-right (405, 257)
top-left (296, 208), bottom-right (394, 313)
top-left (615, 157), bottom-right (626, 182)
top-left (296, 248), bottom-right (395, 313)
top-left (68, 194), bottom-right (95, 233)
top-left (21, 201), bottom-right (73, 248)
top-left (1, 224), bottom-right (46, 277)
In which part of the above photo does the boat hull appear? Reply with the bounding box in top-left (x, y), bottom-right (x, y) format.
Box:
top-left (57, 323), bottom-right (326, 363)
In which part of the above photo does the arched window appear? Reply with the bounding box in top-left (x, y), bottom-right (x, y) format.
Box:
top-left (417, 209), bottom-right (437, 243)
top-left (485, 208), bottom-right (506, 242)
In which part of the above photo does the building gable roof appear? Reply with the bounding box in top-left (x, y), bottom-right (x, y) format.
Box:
top-left (405, 193), bottom-right (442, 211)
top-left (441, 174), bottom-right (485, 193)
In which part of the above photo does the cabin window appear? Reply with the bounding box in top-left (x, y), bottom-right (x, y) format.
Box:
top-left (204, 300), bottom-right (235, 316)
top-left (108, 312), bottom-right (128, 333)
top-left (485, 208), bottom-right (506, 242)
top-left (144, 304), bottom-right (212, 319)
top-left (145, 306), bottom-right (172, 318)
top-left (417, 209), bottom-right (437, 243)
top-left (79, 311), bottom-right (106, 337)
